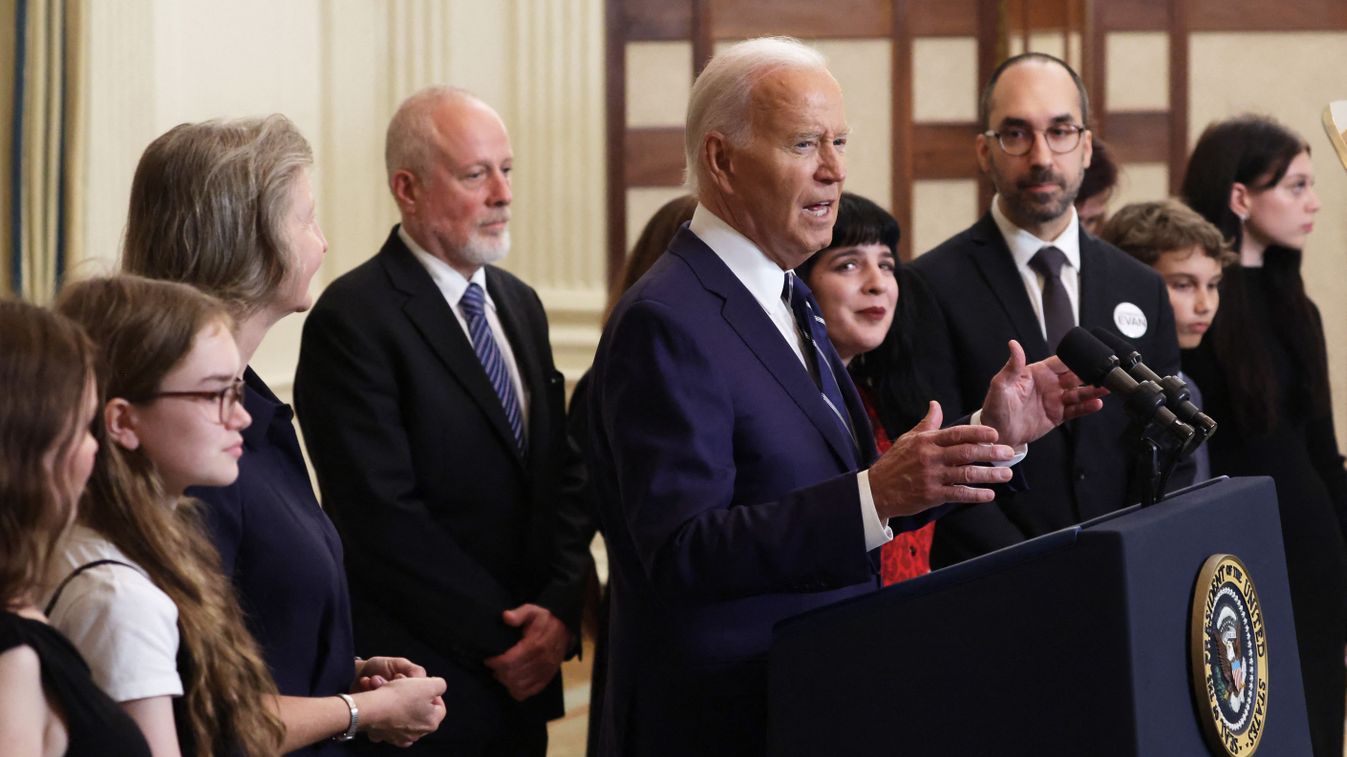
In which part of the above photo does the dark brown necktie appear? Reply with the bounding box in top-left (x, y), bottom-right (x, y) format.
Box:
top-left (1029, 245), bottom-right (1074, 350)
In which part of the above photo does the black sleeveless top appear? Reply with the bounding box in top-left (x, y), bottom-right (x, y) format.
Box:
top-left (0, 609), bottom-right (151, 756)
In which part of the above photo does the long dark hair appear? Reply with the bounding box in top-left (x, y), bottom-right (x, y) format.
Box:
top-left (796, 192), bottom-right (929, 435)
top-left (1179, 114), bottom-right (1326, 433)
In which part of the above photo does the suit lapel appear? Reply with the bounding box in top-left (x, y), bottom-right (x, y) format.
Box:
top-left (671, 231), bottom-right (859, 470)
top-left (379, 232), bottom-right (525, 465)
top-left (1076, 236), bottom-right (1112, 332)
top-left (965, 213), bottom-right (1052, 362)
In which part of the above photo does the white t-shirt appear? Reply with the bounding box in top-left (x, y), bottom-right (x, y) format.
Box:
top-left (42, 525), bottom-right (183, 702)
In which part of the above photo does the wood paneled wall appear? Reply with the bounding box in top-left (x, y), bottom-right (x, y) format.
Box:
top-left (606, 0), bottom-right (1347, 269)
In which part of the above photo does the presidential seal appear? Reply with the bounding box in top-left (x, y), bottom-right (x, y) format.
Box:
top-left (1191, 554), bottom-right (1268, 756)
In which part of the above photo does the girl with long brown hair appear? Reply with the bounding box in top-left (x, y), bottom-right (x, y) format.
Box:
top-left (0, 298), bottom-right (150, 756)
top-left (47, 275), bottom-right (284, 757)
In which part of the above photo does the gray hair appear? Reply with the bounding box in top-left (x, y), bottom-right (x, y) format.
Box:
top-left (683, 37), bottom-right (828, 195)
top-left (122, 115), bottom-right (313, 314)
top-left (385, 85), bottom-right (476, 183)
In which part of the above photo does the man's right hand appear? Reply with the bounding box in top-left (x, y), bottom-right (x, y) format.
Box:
top-left (867, 401), bottom-right (1015, 521)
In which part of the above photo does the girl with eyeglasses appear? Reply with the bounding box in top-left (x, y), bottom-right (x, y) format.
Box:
top-left (45, 275), bottom-right (283, 757)
top-left (0, 298), bottom-right (150, 756)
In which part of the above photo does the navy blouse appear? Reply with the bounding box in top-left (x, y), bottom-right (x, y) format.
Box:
top-left (189, 368), bottom-right (354, 756)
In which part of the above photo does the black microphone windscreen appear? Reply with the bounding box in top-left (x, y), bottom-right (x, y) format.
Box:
top-left (1056, 327), bottom-right (1116, 385)
top-left (1090, 327), bottom-right (1136, 356)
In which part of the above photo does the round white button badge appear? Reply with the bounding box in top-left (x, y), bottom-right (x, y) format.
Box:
top-left (1113, 302), bottom-right (1147, 338)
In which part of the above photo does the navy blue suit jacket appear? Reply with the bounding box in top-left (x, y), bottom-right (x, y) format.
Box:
top-left (587, 227), bottom-right (943, 755)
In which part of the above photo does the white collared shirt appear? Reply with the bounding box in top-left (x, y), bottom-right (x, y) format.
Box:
top-left (401, 227), bottom-right (530, 431)
top-left (689, 204), bottom-right (892, 552)
top-left (990, 196), bottom-right (1082, 339)
top-left (689, 205), bottom-right (810, 371)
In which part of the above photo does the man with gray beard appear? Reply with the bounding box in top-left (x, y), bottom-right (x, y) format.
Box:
top-left (908, 53), bottom-right (1181, 568)
top-left (294, 86), bottom-right (592, 755)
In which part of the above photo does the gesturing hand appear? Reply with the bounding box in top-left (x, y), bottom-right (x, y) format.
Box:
top-left (867, 401), bottom-right (1016, 521)
top-left (980, 339), bottom-right (1106, 449)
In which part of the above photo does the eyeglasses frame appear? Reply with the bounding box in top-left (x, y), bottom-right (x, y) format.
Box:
top-left (143, 377), bottom-right (246, 425)
top-left (982, 123), bottom-right (1089, 157)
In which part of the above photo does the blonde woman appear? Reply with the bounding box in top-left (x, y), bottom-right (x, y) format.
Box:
top-left (122, 117), bottom-right (444, 752)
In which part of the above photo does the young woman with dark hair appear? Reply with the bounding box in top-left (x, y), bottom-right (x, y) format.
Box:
top-left (795, 192), bottom-right (940, 583)
top-left (1180, 114), bottom-right (1346, 756)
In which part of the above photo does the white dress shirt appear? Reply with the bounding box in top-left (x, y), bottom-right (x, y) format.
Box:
top-left (990, 196), bottom-right (1082, 338)
top-left (401, 227), bottom-right (531, 432)
top-left (689, 204), bottom-right (893, 552)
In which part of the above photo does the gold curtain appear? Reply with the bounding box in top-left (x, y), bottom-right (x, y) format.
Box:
top-left (2, 0), bottom-right (84, 302)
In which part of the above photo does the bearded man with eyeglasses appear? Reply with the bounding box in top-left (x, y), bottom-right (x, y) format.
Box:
top-left (907, 52), bottom-right (1183, 568)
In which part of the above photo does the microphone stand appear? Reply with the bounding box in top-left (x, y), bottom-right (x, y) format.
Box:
top-left (1125, 413), bottom-right (1189, 508)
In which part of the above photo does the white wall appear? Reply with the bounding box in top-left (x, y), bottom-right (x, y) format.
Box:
top-left (80, 0), bottom-right (607, 398)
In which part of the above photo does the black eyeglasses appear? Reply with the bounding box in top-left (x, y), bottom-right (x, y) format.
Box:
top-left (145, 378), bottom-right (245, 424)
top-left (983, 124), bottom-right (1087, 156)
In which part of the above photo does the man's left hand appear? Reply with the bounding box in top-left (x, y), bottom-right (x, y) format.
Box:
top-left (483, 604), bottom-right (570, 702)
top-left (981, 339), bottom-right (1107, 449)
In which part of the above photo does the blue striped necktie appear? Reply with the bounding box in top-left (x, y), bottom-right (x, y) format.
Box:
top-left (460, 282), bottom-right (526, 454)
top-left (783, 272), bottom-right (857, 448)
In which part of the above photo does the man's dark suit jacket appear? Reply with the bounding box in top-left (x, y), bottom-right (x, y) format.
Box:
top-left (908, 211), bottom-right (1180, 568)
top-left (293, 228), bottom-right (591, 750)
top-left (587, 226), bottom-right (945, 756)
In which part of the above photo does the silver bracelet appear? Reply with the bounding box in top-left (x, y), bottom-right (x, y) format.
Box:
top-left (333, 692), bottom-right (359, 742)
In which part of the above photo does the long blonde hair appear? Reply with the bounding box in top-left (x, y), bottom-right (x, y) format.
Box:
top-left (55, 275), bottom-right (284, 757)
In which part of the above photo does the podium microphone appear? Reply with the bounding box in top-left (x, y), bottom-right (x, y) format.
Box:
top-left (1089, 328), bottom-right (1218, 439)
top-left (1056, 327), bottom-right (1196, 447)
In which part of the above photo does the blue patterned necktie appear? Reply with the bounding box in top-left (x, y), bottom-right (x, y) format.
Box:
top-left (460, 282), bottom-right (526, 454)
top-left (783, 272), bottom-right (856, 447)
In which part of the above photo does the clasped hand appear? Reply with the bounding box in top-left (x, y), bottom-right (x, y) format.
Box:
top-left (484, 603), bottom-right (571, 702)
top-left (352, 656), bottom-right (447, 746)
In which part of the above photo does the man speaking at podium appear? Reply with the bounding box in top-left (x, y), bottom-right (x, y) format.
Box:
top-left (586, 37), bottom-right (1104, 756)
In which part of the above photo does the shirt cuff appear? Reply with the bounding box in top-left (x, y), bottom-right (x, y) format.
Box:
top-left (857, 470), bottom-right (894, 552)
top-left (970, 408), bottom-right (1029, 467)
